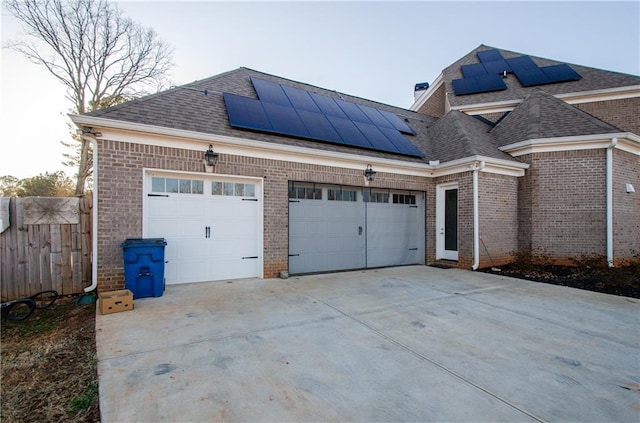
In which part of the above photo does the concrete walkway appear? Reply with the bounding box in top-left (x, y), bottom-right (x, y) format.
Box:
top-left (96, 266), bottom-right (640, 422)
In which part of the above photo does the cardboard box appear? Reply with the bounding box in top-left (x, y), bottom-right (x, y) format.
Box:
top-left (99, 289), bottom-right (134, 315)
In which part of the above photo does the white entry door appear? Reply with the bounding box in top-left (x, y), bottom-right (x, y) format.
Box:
top-left (145, 173), bottom-right (262, 284)
top-left (436, 183), bottom-right (459, 261)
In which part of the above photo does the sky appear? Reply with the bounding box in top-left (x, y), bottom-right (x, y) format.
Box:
top-left (1, 1), bottom-right (639, 179)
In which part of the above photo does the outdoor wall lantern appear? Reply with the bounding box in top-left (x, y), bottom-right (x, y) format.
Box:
top-left (364, 164), bottom-right (377, 182)
top-left (204, 145), bottom-right (219, 167)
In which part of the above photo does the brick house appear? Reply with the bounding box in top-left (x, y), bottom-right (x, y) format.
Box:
top-left (70, 45), bottom-right (639, 292)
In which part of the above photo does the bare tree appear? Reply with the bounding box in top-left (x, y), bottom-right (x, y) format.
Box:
top-left (4, 0), bottom-right (174, 195)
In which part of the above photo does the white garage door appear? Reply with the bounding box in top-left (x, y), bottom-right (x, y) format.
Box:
top-left (145, 173), bottom-right (262, 285)
top-left (288, 183), bottom-right (425, 274)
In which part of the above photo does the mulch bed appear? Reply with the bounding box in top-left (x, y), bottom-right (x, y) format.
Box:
top-left (1, 295), bottom-right (100, 422)
top-left (480, 262), bottom-right (640, 299)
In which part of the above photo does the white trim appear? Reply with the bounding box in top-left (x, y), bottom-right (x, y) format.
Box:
top-left (450, 85), bottom-right (640, 116)
top-left (409, 73), bottom-right (444, 112)
top-left (501, 133), bottom-right (640, 157)
top-left (69, 114), bottom-right (531, 179)
top-left (606, 138), bottom-right (617, 267)
top-left (436, 182), bottom-right (459, 261)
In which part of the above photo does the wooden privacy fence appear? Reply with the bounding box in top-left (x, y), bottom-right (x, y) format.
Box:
top-left (0, 197), bottom-right (92, 302)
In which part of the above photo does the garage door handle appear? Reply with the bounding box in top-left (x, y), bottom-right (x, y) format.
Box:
top-left (358, 226), bottom-right (363, 235)
top-left (205, 226), bottom-right (211, 238)
top-left (242, 198), bottom-right (258, 201)
top-left (242, 256), bottom-right (259, 259)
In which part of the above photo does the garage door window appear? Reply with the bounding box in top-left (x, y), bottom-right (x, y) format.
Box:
top-left (393, 193), bottom-right (416, 205)
top-left (211, 181), bottom-right (256, 197)
top-left (288, 184), bottom-right (322, 200)
top-left (363, 190), bottom-right (390, 203)
top-left (151, 177), bottom-right (204, 194)
top-left (328, 188), bottom-right (357, 201)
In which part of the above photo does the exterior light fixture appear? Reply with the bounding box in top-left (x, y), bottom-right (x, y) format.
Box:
top-left (364, 164), bottom-right (376, 182)
top-left (204, 145), bottom-right (218, 167)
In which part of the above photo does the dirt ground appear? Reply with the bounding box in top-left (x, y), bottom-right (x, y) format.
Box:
top-left (1, 262), bottom-right (637, 422)
top-left (1, 294), bottom-right (100, 423)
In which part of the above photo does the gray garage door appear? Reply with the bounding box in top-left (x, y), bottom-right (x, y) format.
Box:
top-left (288, 183), bottom-right (425, 274)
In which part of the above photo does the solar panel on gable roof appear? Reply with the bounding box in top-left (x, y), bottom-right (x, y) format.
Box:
top-left (281, 85), bottom-right (322, 113)
top-left (482, 59), bottom-right (512, 75)
top-left (336, 99), bottom-right (372, 124)
top-left (353, 121), bottom-right (400, 154)
top-left (475, 73), bottom-right (508, 91)
top-left (326, 115), bottom-right (373, 149)
top-left (357, 105), bottom-right (395, 129)
top-left (505, 56), bottom-right (550, 86)
top-left (223, 92), bottom-right (272, 131)
top-left (477, 49), bottom-right (504, 63)
top-left (250, 77), bottom-right (291, 107)
top-left (296, 109), bottom-right (344, 144)
top-left (461, 63), bottom-right (487, 78)
top-left (309, 92), bottom-right (348, 118)
top-left (378, 110), bottom-right (416, 135)
top-left (452, 77), bottom-right (480, 95)
top-left (262, 102), bottom-right (310, 138)
top-left (541, 64), bottom-right (581, 83)
top-left (505, 55), bottom-right (539, 72)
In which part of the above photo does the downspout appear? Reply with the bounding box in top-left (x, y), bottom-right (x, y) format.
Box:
top-left (606, 138), bottom-right (617, 268)
top-left (81, 134), bottom-right (99, 292)
top-left (472, 161), bottom-right (485, 270)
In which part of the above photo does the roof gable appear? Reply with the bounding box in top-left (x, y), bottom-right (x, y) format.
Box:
top-left (491, 90), bottom-right (620, 146)
top-left (442, 45), bottom-right (640, 108)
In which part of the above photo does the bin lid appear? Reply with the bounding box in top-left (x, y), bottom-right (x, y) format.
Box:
top-left (120, 238), bottom-right (167, 248)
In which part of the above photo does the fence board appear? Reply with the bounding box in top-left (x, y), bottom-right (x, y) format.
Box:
top-left (0, 197), bottom-right (92, 301)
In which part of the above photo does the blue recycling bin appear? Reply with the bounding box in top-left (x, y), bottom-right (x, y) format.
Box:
top-left (120, 238), bottom-right (167, 299)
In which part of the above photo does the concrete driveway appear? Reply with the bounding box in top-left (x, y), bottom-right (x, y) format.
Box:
top-left (96, 265), bottom-right (640, 422)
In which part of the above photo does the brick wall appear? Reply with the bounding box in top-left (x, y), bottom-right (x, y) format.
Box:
top-left (96, 139), bottom-right (430, 291)
top-left (478, 173), bottom-right (519, 267)
top-left (613, 149), bottom-right (640, 262)
top-left (521, 150), bottom-right (607, 264)
top-left (574, 97), bottom-right (640, 135)
top-left (417, 83), bottom-right (446, 118)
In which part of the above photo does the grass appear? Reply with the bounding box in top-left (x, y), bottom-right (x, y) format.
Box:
top-left (1, 295), bottom-right (100, 422)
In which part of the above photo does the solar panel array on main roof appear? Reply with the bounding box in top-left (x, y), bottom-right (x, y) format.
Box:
top-left (223, 77), bottom-right (423, 157)
top-left (452, 49), bottom-right (581, 95)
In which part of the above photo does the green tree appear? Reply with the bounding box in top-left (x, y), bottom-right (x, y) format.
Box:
top-left (4, 0), bottom-right (174, 196)
top-left (16, 171), bottom-right (75, 197)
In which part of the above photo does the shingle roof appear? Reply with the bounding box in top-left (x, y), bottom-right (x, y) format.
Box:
top-left (491, 90), bottom-right (621, 146)
top-left (443, 45), bottom-right (640, 108)
top-left (87, 67), bottom-right (437, 163)
top-left (425, 110), bottom-right (517, 163)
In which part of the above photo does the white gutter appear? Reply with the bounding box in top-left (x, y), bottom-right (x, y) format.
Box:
top-left (606, 137), bottom-right (617, 268)
top-left (81, 134), bottom-right (99, 293)
top-left (471, 160), bottom-right (485, 270)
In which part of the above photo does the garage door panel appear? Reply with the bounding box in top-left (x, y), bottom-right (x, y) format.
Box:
top-left (146, 175), bottom-right (262, 285)
top-left (289, 185), bottom-right (424, 275)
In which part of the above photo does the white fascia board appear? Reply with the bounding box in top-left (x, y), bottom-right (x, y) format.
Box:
top-left (430, 155), bottom-right (528, 178)
top-left (409, 73), bottom-right (444, 112)
top-left (556, 85), bottom-right (640, 104)
top-left (450, 85), bottom-right (640, 116)
top-left (501, 133), bottom-right (640, 157)
top-left (69, 114), bottom-right (432, 177)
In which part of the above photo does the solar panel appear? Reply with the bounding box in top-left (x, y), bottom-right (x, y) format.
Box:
top-left (296, 109), bottom-right (343, 143)
top-left (541, 64), bottom-right (581, 83)
top-left (461, 63), bottom-right (487, 78)
top-left (354, 121), bottom-right (399, 154)
top-left (281, 85), bottom-right (321, 113)
top-left (223, 93), bottom-right (271, 131)
top-left (223, 78), bottom-right (423, 157)
top-left (378, 110), bottom-right (416, 135)
top-left (506, 56), bottom-right (549, 86)
top-left (250, 77), bottom-right (291, 107)
top-left (452, 74), bottom-right (506, 95)
top-left (477, 49), bottom-right (504, 63)
top-left (262, 102), bottom-right (309, 138)
top-left (326, 116), bottom-right (373, 149)
top-left (358, 105), bottom-right (395, 129)
top-left (309, 92), bottom-right (348, 118)
top-left (482, 59), bottom-right (512, 75)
